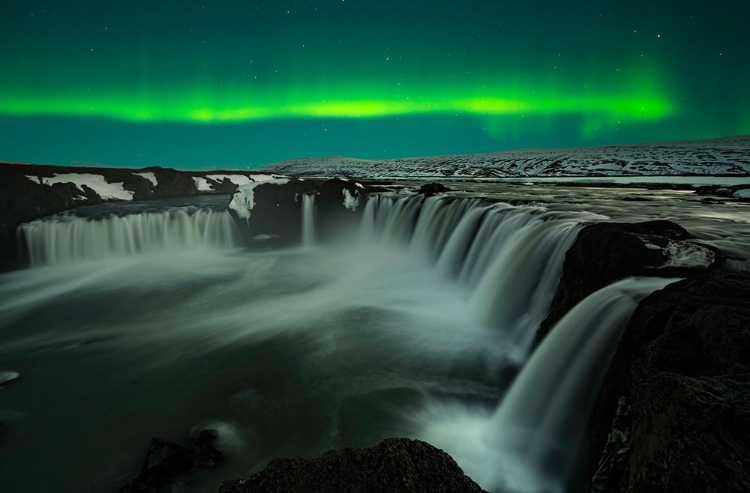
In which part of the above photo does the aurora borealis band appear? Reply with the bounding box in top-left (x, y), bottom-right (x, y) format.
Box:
top-left (1, 1), bottom-right (749, 169)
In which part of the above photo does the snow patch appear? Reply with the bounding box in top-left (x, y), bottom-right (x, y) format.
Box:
top-left (733, 188), bottom-right (750, 199)
top-left (206, 174), bottom-right (253, 186)
top-left (26, 175), bottom-right (40, 184)
top-left (39, 173), bottom-right (134, 201)
top-left (643, 243), bottom-right (661, 250)
top-left (659, 241), bottom-right (715, 269)
top-left (193, 177), bottom-right (215, 192)
top-left (133, 172), bottom-right (158, 187)
top-left (250, 173), bottom-right (289, 183)
top-left (342, 188), bottom-right (360, 211)
top-left (229, 178), bottom-right (289, 220)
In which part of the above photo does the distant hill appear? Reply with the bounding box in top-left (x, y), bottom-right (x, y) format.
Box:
top-left (260, 135), bottom-right (750, 179)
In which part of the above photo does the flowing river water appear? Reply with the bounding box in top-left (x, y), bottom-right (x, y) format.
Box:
top-left (1, 184), bottom-right (748, 492)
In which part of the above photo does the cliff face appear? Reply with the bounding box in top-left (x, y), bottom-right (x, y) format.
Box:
top-left (537, 222), bottom-right (748, 493)
top-left (0, 163), bottom-right (270, 271)
top-left (586, 270), bottom-right (750, 493)
top-left (226, 178), bottom-right (367, 248)
top-left (540, 220), bottom-right (722, 337)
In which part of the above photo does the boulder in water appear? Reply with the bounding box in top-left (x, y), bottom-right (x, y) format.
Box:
top-left (218, 438), bottom-right (488, 493)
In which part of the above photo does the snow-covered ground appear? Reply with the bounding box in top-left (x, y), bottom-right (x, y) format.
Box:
top-left (261, 135), bottom-right (750, 179)
top-left (133, 172), bottom-right (158, 187)
top-left (26, 173), bottom-right (134, 200)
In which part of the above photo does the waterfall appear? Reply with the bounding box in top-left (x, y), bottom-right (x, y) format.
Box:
top-left (302, 193), bottom-right (316, 247)
top-left (19, 209), bottom-right (242, 266)
top-left (725, 258), bottom-right (750, 271)
top-left (359, 194), bottom-right (583, 356)
top-left (484, 277), bottom-right (678, 492)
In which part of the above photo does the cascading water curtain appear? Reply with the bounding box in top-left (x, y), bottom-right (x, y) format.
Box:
top-left (359, 194), bottom-right (586, 357)
top-left (19, 209), bottom-right (242, 266)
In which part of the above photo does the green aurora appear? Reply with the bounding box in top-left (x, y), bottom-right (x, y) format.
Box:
top-left (0, 0), bottom-right (748, 168)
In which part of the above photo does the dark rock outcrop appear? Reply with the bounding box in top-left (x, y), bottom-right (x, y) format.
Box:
top-left (316, 179), bottom-right (367, 241)
top-left (541, 220), bottom-right (722, 335)
top-left (118, 429), bottom-right (223, 493)
top-left (228, 178), bottom-right (367, 246)
top-left (418, 182), bottom-right (451, 196)
top-left (587, 271), bottom-right (750, 493)
top-left (229, 178), bottom-right (319, 247)
top-left (218, 438), bottom-right (487, 493)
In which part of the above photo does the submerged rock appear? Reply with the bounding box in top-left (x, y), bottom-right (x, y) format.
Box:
top-left (541, 220), bottom-right (721, 335)
top-left (587, 270), bottom-right (750, 493)
top-left (218, 438), bottom-right (488, 493)
top-left (118, 429), bottom-right (223, 493)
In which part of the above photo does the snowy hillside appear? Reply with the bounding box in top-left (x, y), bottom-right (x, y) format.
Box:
top-left (261, 135), bottom-right (750, 179)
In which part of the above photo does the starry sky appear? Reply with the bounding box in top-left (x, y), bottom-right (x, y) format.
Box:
top-left (1, 0), bottom-right (748, 169)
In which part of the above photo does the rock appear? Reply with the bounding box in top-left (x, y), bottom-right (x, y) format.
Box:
top-left (315, 179), bottom-right (367, 241)
top-left (228, 178), bottom-right (319, 246)
top-left (228, 178), bottom-right (368, 246)
top-left (540, 220), bottom-right (722, 336)
top-left (587, 270), bottom-right (750, 493)
top-left (218, 438), bottom-right (488, 493)
top-left (418, 183), bottom-right (451, 196)
top-left (118, 429), bottom-right (223, 493)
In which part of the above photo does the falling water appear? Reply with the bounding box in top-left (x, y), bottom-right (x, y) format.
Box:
top-left (359, 194), bottom-right (585, 356)
top-left (9, 191), bottom-right (684, 493)
top-left (419, 277), bottom-right (678, 493)
top-left (19, 209), bottom-right (242, 265)
top-left (302, 193), bottom-right (316, 247)
top-left (725, 258), bottom-right (750, 271)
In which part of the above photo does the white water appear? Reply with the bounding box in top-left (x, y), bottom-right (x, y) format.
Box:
top-left (418, 277), bottom-right (677, 492)
top-left (302, 193), bottom-right (316, 247)
top-left (6, 192), bottom-right (687, 493)
top-left (20, 209), bottom-right (241, 265)
top-left (361, 194), bottom-right (587, 358)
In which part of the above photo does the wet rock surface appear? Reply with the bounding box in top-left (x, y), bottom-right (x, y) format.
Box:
top-left (587, 270), bottom-right (750, 493)
top-left (118, 430), bottom-right (223, 493)
top-left (541, 220), bottom-right (721, 335)
top-left (218, 438), bottom-right (488, 493)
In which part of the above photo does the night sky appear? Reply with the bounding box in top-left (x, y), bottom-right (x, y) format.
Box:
top-left (1, 1), bottom-right (748, 169)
